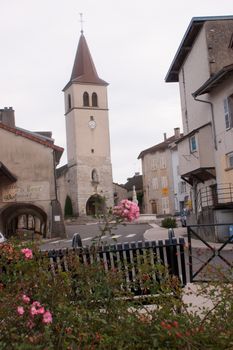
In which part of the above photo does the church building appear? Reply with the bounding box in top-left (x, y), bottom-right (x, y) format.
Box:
top-left (57, 30), bottom-right (114, 216)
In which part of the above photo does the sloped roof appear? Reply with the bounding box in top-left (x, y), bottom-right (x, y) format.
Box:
top-left (165, 16), bottom-right (233, 82)
top-left (0, 162), bottom-right (17, 183)
top-left (0, 122), bottom-right (63, 163)
top-left (63, 33), bottom-right (108, 90)
top-left (56, 164), bottom-right (68, 178)
top-left (193, 64), bottom-right (233, 97)
top-left (138, 134), bottom-right (182, 159)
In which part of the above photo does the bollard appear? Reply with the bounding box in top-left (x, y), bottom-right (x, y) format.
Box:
top-left (72, 233), bottom-right (83, 248)
top-left (168, 228), bottom-right (175, 243)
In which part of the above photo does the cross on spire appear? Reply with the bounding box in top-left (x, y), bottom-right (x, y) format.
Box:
top-left (79, 13), bottom-right (84, 34)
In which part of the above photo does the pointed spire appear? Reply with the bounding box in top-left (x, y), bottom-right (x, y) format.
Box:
top-left (69, 33), bottom-right (108, 86)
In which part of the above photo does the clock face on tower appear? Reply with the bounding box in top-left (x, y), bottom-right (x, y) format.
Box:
top-left (88, 120), bottom-right (96, 129)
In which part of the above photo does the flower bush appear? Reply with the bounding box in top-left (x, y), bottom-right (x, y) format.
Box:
top-left (1, 202), bottom-right (233, 348)
top-left (113, 199), bottom-right (140, 222)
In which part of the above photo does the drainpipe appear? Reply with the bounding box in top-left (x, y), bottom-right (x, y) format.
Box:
top-left (192, 95), bottom-right (217, 150)
top-left (53, 150), bottom-right (58, 201)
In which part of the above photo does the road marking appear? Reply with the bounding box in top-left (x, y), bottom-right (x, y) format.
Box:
top-left (52, 239), bottom-right (66, 244)
top-left (125, 234), bottom-right (136, 238)
top-left (110, 235), bottom-right (122, 239)
top-left (82, 237), bottom-right (92, 241)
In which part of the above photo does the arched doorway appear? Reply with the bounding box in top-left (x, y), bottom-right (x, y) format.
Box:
top-left (86, 195), bottom-right (105, 216)
top-left (0, 203), bottom-right (47, 238)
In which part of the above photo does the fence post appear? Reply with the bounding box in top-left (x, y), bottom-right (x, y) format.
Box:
top-left (187, 226), bottom-right (193, 283)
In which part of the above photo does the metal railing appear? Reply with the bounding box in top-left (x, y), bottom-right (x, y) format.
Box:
top-left (197, 183), bottom-right (233, 211)
top-left (187, 223), bottom-right (233, 282)
top-left (46, 239), bottom-right (187, 293)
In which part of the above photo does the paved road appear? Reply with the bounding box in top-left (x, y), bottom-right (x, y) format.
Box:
top-left (40, 223), bottom-right (151, 251)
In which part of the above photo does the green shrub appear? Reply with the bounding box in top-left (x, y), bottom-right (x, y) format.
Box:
top-left (64, 195), bottom-right (73, 217)
top-left (161, 216), bottom-right (177, 228)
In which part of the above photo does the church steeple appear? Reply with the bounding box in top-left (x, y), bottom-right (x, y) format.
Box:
top-left (67, 33), bottom-right (108, 87)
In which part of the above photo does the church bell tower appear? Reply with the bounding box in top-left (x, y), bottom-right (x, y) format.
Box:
top-left (63, 30), bottom-right (113, 215)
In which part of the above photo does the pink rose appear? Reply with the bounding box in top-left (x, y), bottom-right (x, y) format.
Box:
top-left (37, 307), bottom-right (45, 314)
top-left (113, 200), bottom-right (140, 222)
top-left (21, 248), bottom-right (33, 260)
top-left (32, 301), bottom-right (42, 308)
top-left (22, 294), bottom-right (30, 304)
top-left (30, 305), bottom-right (37, 317)
top-left (17, 306), bottom-right (25, 316)
top-left (30, 301), bottom-right (45, 316)
top-left (42, 310), bottom-right (53, 324)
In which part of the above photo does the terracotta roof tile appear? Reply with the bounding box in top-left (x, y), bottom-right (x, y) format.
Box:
top-left (0, 122), bottom-right (63, 162)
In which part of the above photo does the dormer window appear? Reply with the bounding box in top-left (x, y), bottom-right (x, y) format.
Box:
top-left (83, 92), bottom-right (89, 106)
top-left (92, 92), bottom-right (98, 107)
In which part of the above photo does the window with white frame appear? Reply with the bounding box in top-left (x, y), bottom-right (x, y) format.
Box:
top-left (160, 155), bottom-right (166, 169)
top-left (152, 177), bottom-right (159, 190)
top-left (161, 197), bottom-right (169, 211)
top-left (161, 176), bottom-right (168, 188)
top-left (190, 135), bottom-right (197, 152)
top-left (178, 181), bottom-right (187, 194)
top-left (151, 158), bottom-right (158, 170)
top-left (224, 96), bottom-right (233, 130)
top-left (226, 152), bottom-right (233, 169)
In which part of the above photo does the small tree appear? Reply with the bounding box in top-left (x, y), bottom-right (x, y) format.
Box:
top-left (64, 195), bottom-right (73, 217)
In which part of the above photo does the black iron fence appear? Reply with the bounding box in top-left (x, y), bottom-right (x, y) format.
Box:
top-left (46, 238), bottom-right (187, 294)
top-left (197, 183), bottom-right (233, 211)
top-left (187, 223), bottom-right (233, 283)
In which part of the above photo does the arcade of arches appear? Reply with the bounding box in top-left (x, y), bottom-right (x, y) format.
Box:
top-left (0, 203), bottom-right (47, 238)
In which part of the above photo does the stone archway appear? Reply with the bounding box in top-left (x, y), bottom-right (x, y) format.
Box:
top-left (0, 203), bottom-right (47, 238)
top-left (86, 194), bottom-right (105, 216)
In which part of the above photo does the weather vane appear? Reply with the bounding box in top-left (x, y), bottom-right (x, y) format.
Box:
top-left (79, 13), bottom-right (84, 34)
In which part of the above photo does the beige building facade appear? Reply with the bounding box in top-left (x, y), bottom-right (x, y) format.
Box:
top-left (57, 31), bottom-right (113, 216)
top-left (166, 16), bottom-right (233, 238)
top-left (138, 128), bottom-right (186, 216)
top-left (0, 108), bottom-right (65, 238)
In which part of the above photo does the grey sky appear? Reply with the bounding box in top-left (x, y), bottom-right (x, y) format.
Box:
top-left (1, 1), bottom-right (232, 184)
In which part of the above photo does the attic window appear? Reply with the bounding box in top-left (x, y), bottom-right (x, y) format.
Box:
top-left (229, 33), bottom-right (233, 49)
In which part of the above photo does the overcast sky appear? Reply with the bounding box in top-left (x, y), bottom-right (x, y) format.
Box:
top-left (1, 1), bottom-right (232, 184)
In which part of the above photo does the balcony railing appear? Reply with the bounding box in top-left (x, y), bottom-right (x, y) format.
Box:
top-left (197, 183), bottom-right (233, 211)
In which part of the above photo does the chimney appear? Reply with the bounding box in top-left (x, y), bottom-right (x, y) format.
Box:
top-left (0, 107), bottom-right (15, 128)
top-left (163, 133), bottom-right (167, 141)
top-left (174, 127), bottom-right (180, 139)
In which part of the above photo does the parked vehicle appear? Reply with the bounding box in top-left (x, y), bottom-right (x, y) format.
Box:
top-left (0, 232), bottom-right (7, 243)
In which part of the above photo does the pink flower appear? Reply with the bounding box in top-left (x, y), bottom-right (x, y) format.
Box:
top-left (30, 301), bottom-right (45, 316)
top-left (22, 294), bottom-right (30, 304)
top-left (21, 248), bottom-right (33, 260)
top-left (37, 307), bottom-right (45, 314)
top-left (30, 306), bottom-right (37, 317)
top-left (42, 310), bottom-right (53, 324)
top-left (17, 306), bottom-right (25, 316)
top-left (32, 301), bottom-right (42, 308)
top-left (113, 200), bottom-right (140, 222)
